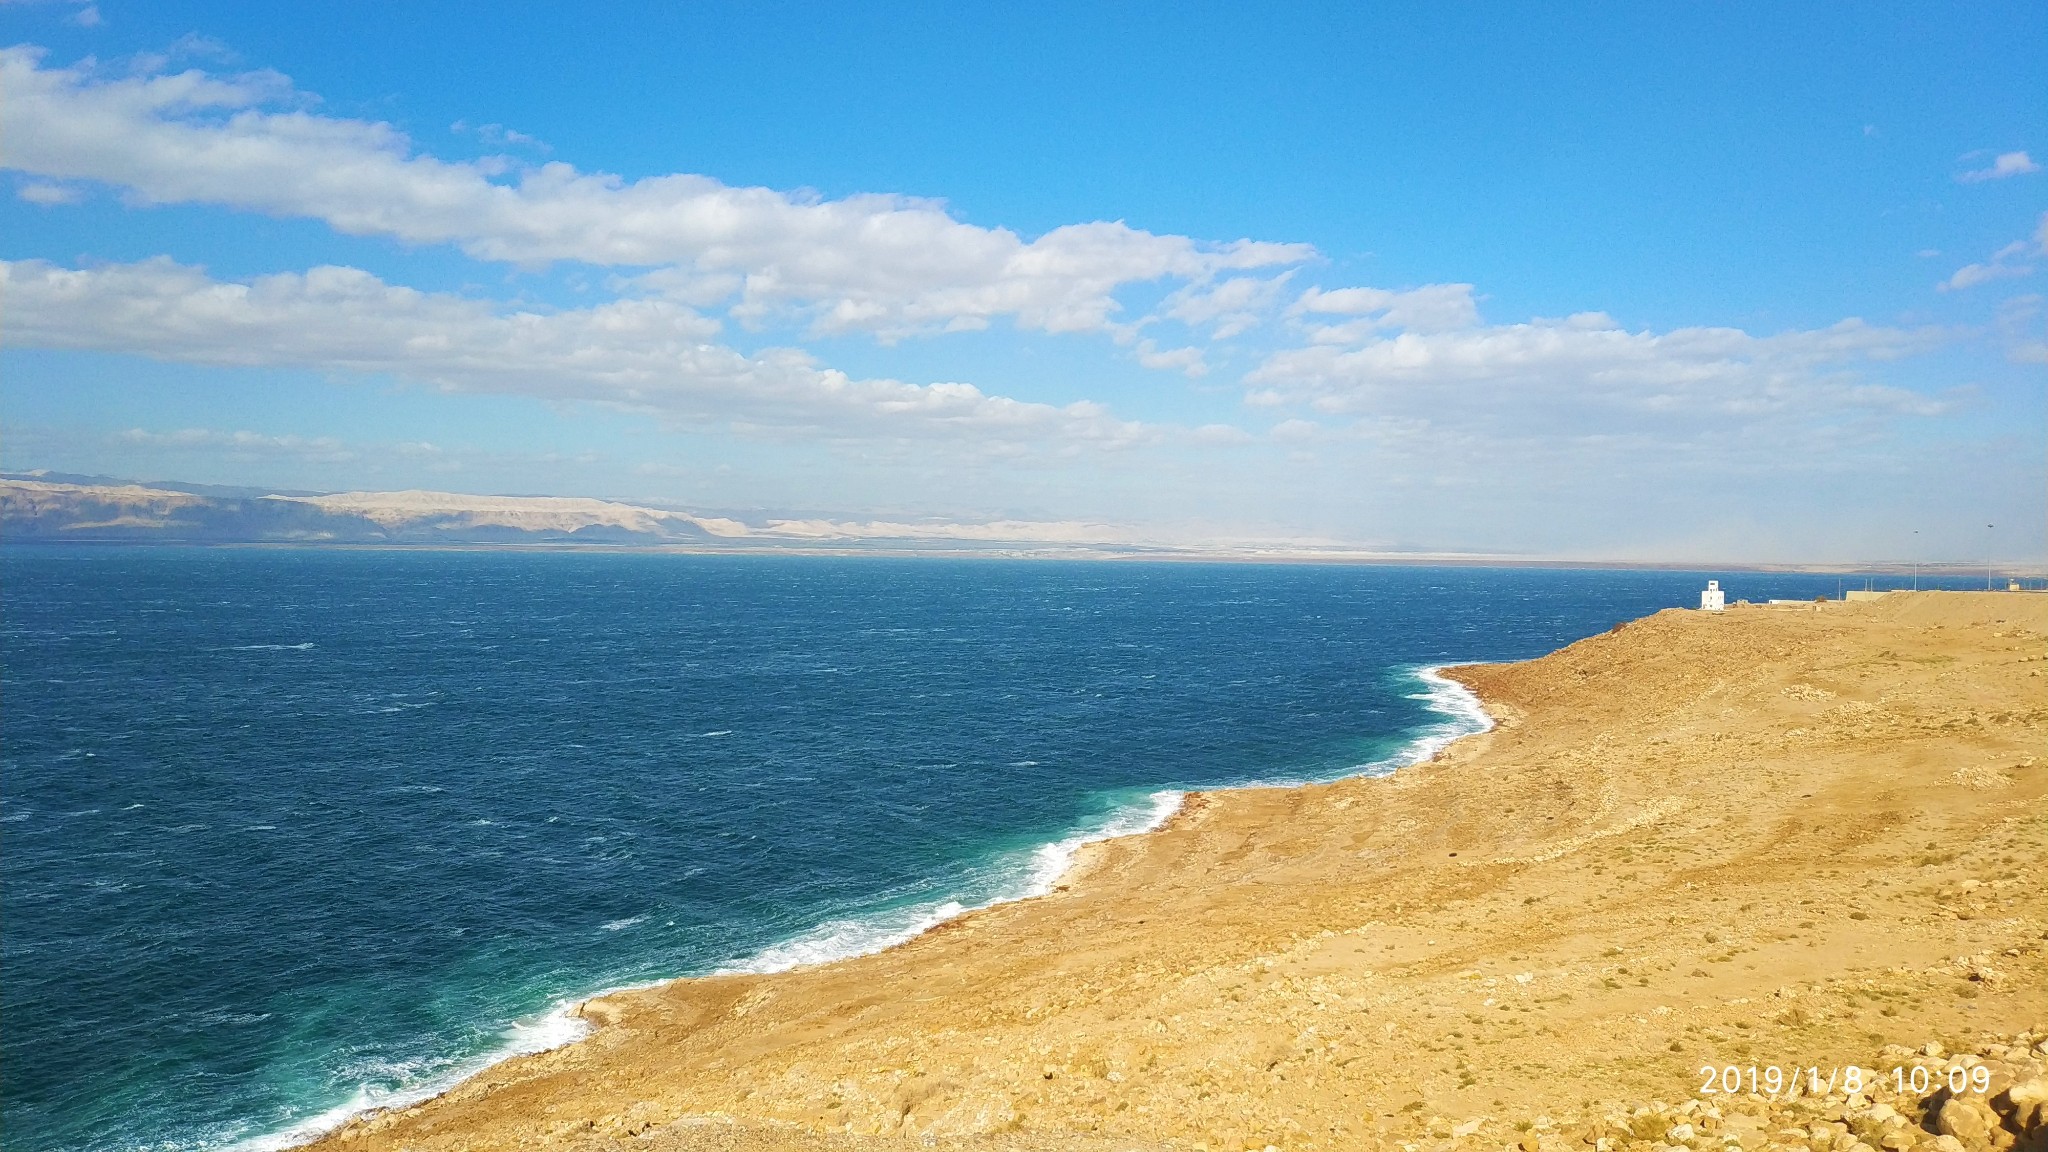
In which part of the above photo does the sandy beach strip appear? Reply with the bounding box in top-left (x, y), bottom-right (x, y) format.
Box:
top-left (314, 591), bottom-right (2048, 1152)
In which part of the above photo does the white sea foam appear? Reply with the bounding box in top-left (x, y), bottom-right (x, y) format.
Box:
top-left (599, 915), bottom-right (647, 932)
top-left (1016, 788), bottom-right (1185, 901)
top-left (1233, 665), bottom-right (1492, 789)
top-left (229, 1001), bottom-right (589, 1152)
top-left (1399, 665), bottom-right (1496, 765)
top-left (723, 899), bottom-right (973, 975)
top-left (230, 643), bottom-right (315, 651)
top-left (719, 787), bottom-right (1183, 978)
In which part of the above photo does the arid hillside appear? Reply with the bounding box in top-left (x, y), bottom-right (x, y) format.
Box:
top-left (316, 592), bottom-right (2048, 1152)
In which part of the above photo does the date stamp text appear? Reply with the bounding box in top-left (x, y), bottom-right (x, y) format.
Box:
top-left (1698, 1064), bottom-right (1993, 1098)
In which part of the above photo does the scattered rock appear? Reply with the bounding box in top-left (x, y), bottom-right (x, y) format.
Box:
top-left (2005, 1078), bottom-right (2048, 1131)
top-left (1935, 1095), bottom-right (1993, 1144)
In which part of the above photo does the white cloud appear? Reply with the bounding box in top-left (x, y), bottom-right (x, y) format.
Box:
top-left (17, 179), bottom-right (80, 204)
top-left (1997, 294), bottom-right (2048, 364)
top-left (1134, 339), bottom-right (1209, 377)
top-left (116, 427), bottom-right (355, 461)
top-left (1163, 274), bottom-right (1293, 339)
top-left (452, 121), bottom-right (549, 152)
top-left (0, 47), bottom-right (1312, 339)
top-left (1247, 312), bottom-right (1949, 426)
top-left (105, 426), bottom-right (631, 481)
top-left (2, 257), bottom-right (1158, 448)
top-left (10, 0), bottom-right (113, 28)
top-left (1940, 213), bottom-right (2047, 291)
top-left (1956, 150), bottom-right (2040, 184)
top-left (1290, 283), bottom-right (1479, 338)
top-left (1942, 242), bottom-right (2036, 290)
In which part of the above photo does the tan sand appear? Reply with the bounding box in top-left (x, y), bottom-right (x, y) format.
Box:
top-left (316, 591), bottom-right (2047, 1152)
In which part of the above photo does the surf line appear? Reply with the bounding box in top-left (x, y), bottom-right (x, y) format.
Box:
top-left (243, 665), bottom-right (1491, 1152)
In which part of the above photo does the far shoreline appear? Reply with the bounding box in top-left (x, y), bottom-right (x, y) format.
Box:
top-left (5, 538), bottom-right (2037, 579)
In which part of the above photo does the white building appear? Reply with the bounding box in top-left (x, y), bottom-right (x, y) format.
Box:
top-left (1700, 580), bottom-right (1725, 612)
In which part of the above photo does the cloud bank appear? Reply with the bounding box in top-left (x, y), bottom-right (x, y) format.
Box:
top-left (0, 47), bottom-right (1309, 339)
top-left (0, 258), bottom-right (1153, 447)
top-left (1249, 310), bottom-right (1947, 427)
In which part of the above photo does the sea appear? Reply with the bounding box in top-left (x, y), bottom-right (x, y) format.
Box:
top-left (0, 548), bottom-right (1930, 1151)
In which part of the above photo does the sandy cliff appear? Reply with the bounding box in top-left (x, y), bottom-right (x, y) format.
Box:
top-left (315, 591), bottom-right (2048, 1152)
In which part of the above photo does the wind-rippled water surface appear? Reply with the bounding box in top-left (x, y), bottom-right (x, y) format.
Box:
top-left (1, 549), bottom-right (1865, 1151)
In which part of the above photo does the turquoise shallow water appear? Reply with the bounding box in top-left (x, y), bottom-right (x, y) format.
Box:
top-left (0, 550), bottom-right (1878, 1151)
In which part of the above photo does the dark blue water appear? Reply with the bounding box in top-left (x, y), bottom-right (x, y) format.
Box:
top-left (1, 550), bottom-right (1888, 1151)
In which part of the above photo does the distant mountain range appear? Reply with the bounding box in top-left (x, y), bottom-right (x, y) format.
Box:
top-left (16, 473), bottom-right (1987, 572)
top-left (0, 473), bottom-right (1139, 552)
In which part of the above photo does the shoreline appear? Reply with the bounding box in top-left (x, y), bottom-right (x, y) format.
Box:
top-left (314, 591), bottom-right (2048, 1152)
top-left (264, 667), bottom-right (1492, 1151)
top-left (11, 539), bottom-right (2044, 580)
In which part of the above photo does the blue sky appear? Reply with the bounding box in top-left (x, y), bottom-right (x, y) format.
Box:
top-left (3, 1), bottom-right (2043, 561)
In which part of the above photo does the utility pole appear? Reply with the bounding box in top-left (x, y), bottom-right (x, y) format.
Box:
top-left (1986, 523), bottom-right (1995, 590)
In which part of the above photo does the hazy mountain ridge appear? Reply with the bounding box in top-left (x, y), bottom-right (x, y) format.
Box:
top-left (1, 477), bottom-right (736, 546)
top-left (0, 476), bottom-right (1132, 551)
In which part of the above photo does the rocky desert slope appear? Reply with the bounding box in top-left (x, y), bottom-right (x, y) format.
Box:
top-left (312, 591), bottom-right (2046, 1152)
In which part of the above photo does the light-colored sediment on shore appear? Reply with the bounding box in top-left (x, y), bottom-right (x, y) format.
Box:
top-left (316, 592), bottom-right (2048, 1152)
